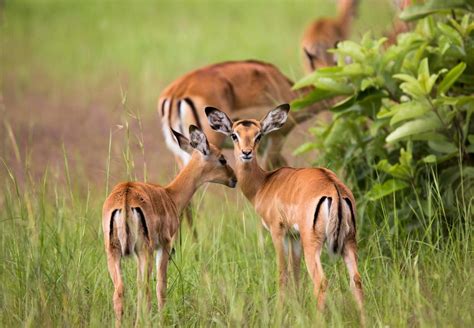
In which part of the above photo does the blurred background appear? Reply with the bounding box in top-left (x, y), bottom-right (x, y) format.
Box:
top-left (1, 0), bottom-right (395, 186)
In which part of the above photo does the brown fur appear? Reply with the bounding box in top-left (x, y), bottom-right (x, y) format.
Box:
top-left (159, 60), bottom-right (333, 171)
top-left (206, 105), bottom-right (364, 323)
top-left (102, 132), bottom-right (236, 327)
top-left (301, 0), bottom-right (359, 73)
top-left (159, 60), bottom-right (335, 237)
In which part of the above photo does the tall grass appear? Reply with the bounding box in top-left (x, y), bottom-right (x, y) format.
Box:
top-left (1, 139), bottom-right (472, 327)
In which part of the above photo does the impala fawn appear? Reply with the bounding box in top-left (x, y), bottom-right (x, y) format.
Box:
top-left (205, 104), bottom-right (364, 321)
top-left (102, 126), bottom-right (236, 326)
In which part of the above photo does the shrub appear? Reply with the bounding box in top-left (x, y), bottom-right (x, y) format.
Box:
top-left (292, 0), bottom-right (473, 229)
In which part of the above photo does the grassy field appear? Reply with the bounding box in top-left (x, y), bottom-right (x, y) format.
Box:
top-left (1, 0), bottom-right (473, 327)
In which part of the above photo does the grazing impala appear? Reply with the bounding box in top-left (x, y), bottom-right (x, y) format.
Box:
top-left (159, 60), bottom-right (333, 235)
top-left (205, 104), bottom-right (364, 319)
top-left (301, 0), bottom-right (359, 73)
top-left (102, 126), bottom-right (236, 326)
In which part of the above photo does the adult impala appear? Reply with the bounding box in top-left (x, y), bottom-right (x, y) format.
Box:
top-left (102, 126), bottom-right (236, 327)
top-left (205, 104), bottom-right (364, 320)
top-left (301, 0), bottom-right (359, 73)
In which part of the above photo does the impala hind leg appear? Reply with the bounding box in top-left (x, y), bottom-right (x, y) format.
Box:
top-left (135, 248), bottom-right (153, 326)
top-left (343, 241), bottom-right (365, 324)
top-left (302, 234), bottom-right (327, 311)
top-left (289, 236), bottom-right (302, 290)
top-left (156, 244), bottom-right (171, 310)
top-left (107, 249), bottom-right (124, 327)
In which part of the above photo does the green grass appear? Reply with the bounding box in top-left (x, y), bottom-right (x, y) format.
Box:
top-left (0, 162), bottom-right (472, 327)
top-left (1, 0), bottom-right (473, 327)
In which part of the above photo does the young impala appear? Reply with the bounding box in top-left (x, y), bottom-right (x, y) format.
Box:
top-left (102, 126), bottom-right (236, 326)
top-left (158, 60), bottom-right (334, 235)
top-left (301, 0), bottom-right (359, 73)
top-left (205, 104), bottom-right (364, 319)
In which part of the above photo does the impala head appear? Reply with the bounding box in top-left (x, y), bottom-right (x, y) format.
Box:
top-left (205, 104), bottom-right (290, 164)
top-left (171, 125), bottom-right (237, 188)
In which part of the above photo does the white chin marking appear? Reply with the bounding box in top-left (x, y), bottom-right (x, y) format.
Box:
top-left (240, 157), bottom-right (252, 162)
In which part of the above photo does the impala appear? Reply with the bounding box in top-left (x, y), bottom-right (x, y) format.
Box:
top-left (205, 104), bottom-right (364, 319)
top-left (301, 0), bottom-right (359, 73)
top-left (158, 60), bottom-right (333, 236)
top-left (102, 126), bottom-right (236, 326)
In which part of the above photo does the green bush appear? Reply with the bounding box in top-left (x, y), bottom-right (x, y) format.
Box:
top-left (292, 0), bottom-right (473, 228)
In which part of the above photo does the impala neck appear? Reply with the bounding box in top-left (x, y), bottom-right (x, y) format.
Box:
top-left (236, 158), bottom-right (267, 204)
top-left (337, 0), bottom-right (356, 28)
top-left (165, 153), bottom-right (202, 214)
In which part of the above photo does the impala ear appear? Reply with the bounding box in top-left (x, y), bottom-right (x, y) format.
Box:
top-left (205, 106), bottom-right (233, 135)
top-left (171, 129), bottom-right (193, 154)
top-left (260, 104), bottom-right (290, 135)
top-left (189, 125), bottom-right (210, 156)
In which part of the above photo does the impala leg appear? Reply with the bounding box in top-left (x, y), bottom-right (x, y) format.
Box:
top-left (302, 235), bottom-right (327, 311)
top-left (107, 249), bottom-right (124, 328)
top-left (135, 248), bottom-right (152, 326)
top-left (289, 236), bottom-right (302, 290)
top-left (343, 241), bottom-right (365, 324)
top-left (271, 228), bottom-right (288, 295)
top-left (156, 245), bottom-right (171, 310)
top-left (184, 204), bottom-right (198, 241)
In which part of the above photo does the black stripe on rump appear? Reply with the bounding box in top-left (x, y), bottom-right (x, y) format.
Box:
top-left (168, 98), bottom-right (174, 132)
top-left (313, 196), bottom-right (329, 229)
top-left (109, 209), bottom-right (119, 240)
top-left (344, 197), bottom-right (356, 232)
top-left (303, 47), bottom-right (316, 71)
top-left (133, 207), bottom-right (150, 242)
top-left (161, 99), bottom-right (167, 117)
top-left (333, 184), bottom-right (343, 253)
top-left (183, 97), bottom-right (202, 129)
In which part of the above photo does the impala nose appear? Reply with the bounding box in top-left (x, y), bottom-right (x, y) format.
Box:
top-left (240, 149), bottom-right (253, 162)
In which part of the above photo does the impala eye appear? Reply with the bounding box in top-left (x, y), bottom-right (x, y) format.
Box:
top-left (230, 133), bottom-right (238, 142)
top-left (255, 134), bottom-right (262, 143)
top-left (219, 156), bottom-right (227, 165)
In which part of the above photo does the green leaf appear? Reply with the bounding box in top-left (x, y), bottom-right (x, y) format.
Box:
top-left (389, 101), bottom-right (430, 125)
top-left (437, 62), bottom-right (467, 95)
top-left (386, 113), bottom-right (443, 143)
top-left (315, 78), bottom-right (353, 94)
top-left (400, 0), bottom-right (472, 21)
top-left (291, 88), bottom-right (338, 111)
top-left (367, 179), bottom-right (409, 201)
top-left (422, 155), bottom-right (437, 163)
top-left (428, 140), bottom-right (458, 154)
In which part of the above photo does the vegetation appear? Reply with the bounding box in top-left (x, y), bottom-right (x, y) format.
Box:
top-left (293, 0), bottom-right (473, 231)
top-left (1, 0), bottom-right (472, 327)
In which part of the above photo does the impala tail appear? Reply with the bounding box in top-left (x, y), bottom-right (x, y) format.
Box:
top-left (324, 184), bottom-right (356, 255)
top-left (109, 198), bottom-right (146, 256)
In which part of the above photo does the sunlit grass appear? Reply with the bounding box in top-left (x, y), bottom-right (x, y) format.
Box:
top-left (0, 133), bottom-right (472, 326)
